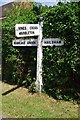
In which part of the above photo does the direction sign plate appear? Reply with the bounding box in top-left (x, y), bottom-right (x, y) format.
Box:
top-left (12, 38), bottom-right (64, 46)
top-left (42, 38), bottom-right (64, 46)
top-left (12, 39), bottom-right (37, 46)
top-left (15, 24), bottom-right (39, 37)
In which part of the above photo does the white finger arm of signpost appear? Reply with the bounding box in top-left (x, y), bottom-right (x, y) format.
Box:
top-left (42, 38), bottom-right (64, 46)
top-left (15, 24), bottom-right (39, 37)
top-left (12, 39), bottom-right (37, 46)
top-left (36, 22), bottom-right (43, 93)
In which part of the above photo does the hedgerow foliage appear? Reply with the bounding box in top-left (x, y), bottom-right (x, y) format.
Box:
top-left (2, 2), bottom-right (37, 85)
top-left (2, 2), bottom-right (80, 100)
top-left (42, 2), bottom-right (80, 100)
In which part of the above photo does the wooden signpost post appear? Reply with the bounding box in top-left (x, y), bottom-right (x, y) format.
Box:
top-left (13, 22), bottom-right (64, 93)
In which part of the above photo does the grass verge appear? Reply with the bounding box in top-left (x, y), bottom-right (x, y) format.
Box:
top-left (1, 81), bottom-right (79, 118)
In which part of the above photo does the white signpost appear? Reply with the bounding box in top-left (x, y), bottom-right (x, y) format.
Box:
top-left (14, 23), bottom-right (64, 93)
top-left (36, 22), bottom-right (43, 93)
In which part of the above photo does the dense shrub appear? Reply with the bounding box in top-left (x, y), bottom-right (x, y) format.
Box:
top-left (42, 2), bottom-right (80, 99)
top-left (2, 2), bottom-right (37, 85)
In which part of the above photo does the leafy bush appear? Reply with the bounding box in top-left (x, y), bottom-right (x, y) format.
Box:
top-left (42, 2), bottom-right (80, 99)
top-left (28, 82), bottom-right (36, 93)
top-left (2, 2), bottom-right (37, 84)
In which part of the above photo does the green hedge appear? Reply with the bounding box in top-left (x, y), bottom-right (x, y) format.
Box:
top-left (42, 2), bottom-right (80, 100)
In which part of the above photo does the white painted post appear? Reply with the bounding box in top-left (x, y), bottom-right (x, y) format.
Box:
top-left (14, 23), bottom-right (64, 93)
top-left (36, 22), bottom-right (43, 93)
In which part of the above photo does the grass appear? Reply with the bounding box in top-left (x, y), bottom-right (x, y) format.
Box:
top-left (1, 81), bottom-right (79, 118)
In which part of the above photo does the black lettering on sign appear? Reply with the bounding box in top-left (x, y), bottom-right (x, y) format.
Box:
top-left (53, 41), bottom-right (56, 43)
top-left (30, 26), bottom-right (38, 30)
top-left (14, 42), bottom-right (20, 44)
top-left (28, 31), bottom-right (34, 34)
top-left (52, 41), bottom-right (54, 44)
top-left (44, 41), bottom-right (47, 44)
top-left (19, 31), bottom-right (34, 35)
top-left (21, 41), bottom-right (25, 44)
top-left (48, 41), bottom-right (51, 44)
top-left (18, 27), bottom-right (26, 30)
top-left (14, 41), bottom-right (25, 44)
top-left (44, 41), bottom-right (51, 44)
top-left (59, 41), bottom-right (61, 43)
top-left (27, 41), bottom-right (36, 44)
